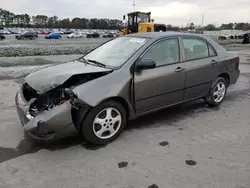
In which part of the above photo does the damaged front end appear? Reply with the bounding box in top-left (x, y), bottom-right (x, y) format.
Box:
top-left (15, 83), bottom-right (78, 140)
top-left (15, 61), bottom-right (113, 140)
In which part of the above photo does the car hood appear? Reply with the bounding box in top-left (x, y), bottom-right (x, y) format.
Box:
top-left (25, 60), bottom-right (112, 94)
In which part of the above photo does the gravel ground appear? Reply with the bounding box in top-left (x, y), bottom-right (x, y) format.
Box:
top-left (0, 41), bottom-right (250, 188)
top-left (0, 34), bottom-right (249, 57)
top-left (0, 64), bottom-right (250, 188)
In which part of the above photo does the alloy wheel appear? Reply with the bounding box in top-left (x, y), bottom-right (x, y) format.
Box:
top-left (213, 82), bottom-right (226, 103)
top-left (93, 108), bottom-right (122, 139)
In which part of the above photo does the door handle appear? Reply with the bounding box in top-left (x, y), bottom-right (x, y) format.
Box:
top-left (175, 67), bottom-right (185, 73)
top-left (211, 60), bottom-right (217, 65)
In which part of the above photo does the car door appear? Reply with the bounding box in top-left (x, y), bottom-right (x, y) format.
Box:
top-left (24, 32), bottom-right (28, 38)
top-left (181, 37), bottom-right (219, 100)
top-left (26, 32), bottom-right (31, 38)
top-left (134, 38), bottom-right (186, 114)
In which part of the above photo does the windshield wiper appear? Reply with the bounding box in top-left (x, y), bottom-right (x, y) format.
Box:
top-left (78, 57), bottom-right (89, 64)
top-left (87, 59), bottom-right (106, 67)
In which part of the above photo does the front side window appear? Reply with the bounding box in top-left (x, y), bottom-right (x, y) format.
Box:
top-left (84, 37), bottom-right (149, 68)
top-left (182, 38), bottom-right (209, 61)
top-left (142, 38), bottom-right (180, 67)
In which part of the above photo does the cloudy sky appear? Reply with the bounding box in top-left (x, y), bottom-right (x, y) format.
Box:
top-left (1, 0), bottom-right (250, 26)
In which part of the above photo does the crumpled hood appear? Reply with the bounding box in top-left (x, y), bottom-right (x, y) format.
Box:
top-left (25, 60), bottom-right (112, 94)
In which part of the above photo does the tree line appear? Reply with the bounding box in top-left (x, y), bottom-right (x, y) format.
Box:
top-left (0, 8), bottom-right (250, 31)
top-left (0, 8), bottom-right (122, 29)
top-left (166, 22), bottom-right (250, 31)
top-left (203, 23), bottom-right (250, 31)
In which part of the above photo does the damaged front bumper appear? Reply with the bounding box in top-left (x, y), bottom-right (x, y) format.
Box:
top-left (15, 89), bottom-right (74, 140)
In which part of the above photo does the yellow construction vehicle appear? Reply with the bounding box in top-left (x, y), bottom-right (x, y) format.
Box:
top-left (119, 11), bottom-right (167, 36)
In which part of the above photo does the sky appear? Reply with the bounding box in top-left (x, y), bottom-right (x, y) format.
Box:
top-left (1, 0), bottom-right (250, 26)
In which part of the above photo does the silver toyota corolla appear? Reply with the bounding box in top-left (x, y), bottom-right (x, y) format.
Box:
top-left (15, 32), bottom-right (240, 145)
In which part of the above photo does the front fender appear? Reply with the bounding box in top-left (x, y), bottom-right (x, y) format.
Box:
top-left (72, 70), bottom-right (133, 107)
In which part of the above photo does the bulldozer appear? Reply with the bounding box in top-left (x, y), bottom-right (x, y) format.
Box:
top-left (119, 11), bottom-right (167, 36)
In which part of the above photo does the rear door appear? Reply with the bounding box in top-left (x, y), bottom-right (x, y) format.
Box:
top-left (134, 37), bottom-right (186, 114)
top-left (181, 37), bottom-right (219, 100)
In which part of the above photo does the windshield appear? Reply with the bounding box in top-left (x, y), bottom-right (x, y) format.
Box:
top-left (138, 13), bottom-right (150, 22)
top-left (83, 37), bottom-right (149, 67)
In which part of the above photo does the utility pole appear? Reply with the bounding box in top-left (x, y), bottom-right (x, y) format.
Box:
top-left (133, 0), bottom-right (135, 11)
top-left (201, 15), bottom-right (204, 27)
top-left (201, 14), bottom-right (204, 34)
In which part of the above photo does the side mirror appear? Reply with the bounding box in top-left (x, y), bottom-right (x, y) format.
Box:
top-left (136, 58), bottom-right (156, 71)
top-left (123, 15), bottom-right (126, 20)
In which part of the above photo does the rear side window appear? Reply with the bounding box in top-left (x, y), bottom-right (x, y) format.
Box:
top-left (182, 38), bottom-right (209, 61)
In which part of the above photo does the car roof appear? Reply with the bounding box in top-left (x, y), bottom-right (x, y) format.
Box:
top-left (124, 32), bottom-right (205, 39)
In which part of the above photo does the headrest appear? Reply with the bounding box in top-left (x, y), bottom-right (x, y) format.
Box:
top-left (193, 44), bottom-right (207, 53)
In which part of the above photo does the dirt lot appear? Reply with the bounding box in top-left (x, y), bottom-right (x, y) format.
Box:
top-left (0, 45), bottom-right (250, 188)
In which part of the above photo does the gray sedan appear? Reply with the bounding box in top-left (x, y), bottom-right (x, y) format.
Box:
top-left (15, 32), bottom-right (240, 145)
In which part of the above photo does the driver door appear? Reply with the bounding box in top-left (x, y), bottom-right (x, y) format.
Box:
top-left (134, 38), bottom-right (186, 114)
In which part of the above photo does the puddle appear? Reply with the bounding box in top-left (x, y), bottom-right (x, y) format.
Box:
top-left (148, 184), bottom-right (159, 188)
top-left (185, 160), bottom-right (197, 166)
top-left (118, 161), bottom-right (128, 168)
top-left (159, 141), bottom-right (169, 147)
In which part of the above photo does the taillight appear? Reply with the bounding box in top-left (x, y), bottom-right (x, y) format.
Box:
top-left (235, 56), bottom-right (240, 69)
top-left (236, 56), bottom-right (240, 63)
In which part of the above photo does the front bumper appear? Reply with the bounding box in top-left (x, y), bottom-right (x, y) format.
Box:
top-left (15, 90), bottom-right (74, 140)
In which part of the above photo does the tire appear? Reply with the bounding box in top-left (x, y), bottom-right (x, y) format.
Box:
top-left (80, 100), bottom-right (127, 145)
top-left (205, 77), bottom-right (227, 107)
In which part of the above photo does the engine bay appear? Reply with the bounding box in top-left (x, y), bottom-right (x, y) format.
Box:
top-left (22, 71), bottom-right (112, 118)
top-left (28, 88), bottom-right (76, 117)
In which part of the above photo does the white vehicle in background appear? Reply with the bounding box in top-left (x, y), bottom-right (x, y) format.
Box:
top-left (217, 34), bottom-right (231, 40)
top-left (67, 32), bottom-right (84, 39)
top-left (53, 29), bottom-right (64, 34)
top-left (0, 29), bottom-right (11, 35)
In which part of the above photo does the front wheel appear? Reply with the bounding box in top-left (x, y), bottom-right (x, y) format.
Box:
top-left (205, 77), bottom-right (227, 106)
top-left (80, 100), bottom-right (127, 145)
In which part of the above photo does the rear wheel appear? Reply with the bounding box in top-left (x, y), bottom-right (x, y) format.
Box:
top-left (80, 100), bottom-right (127, 145)
top-left (205, 77), bottom-right (227, 106)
